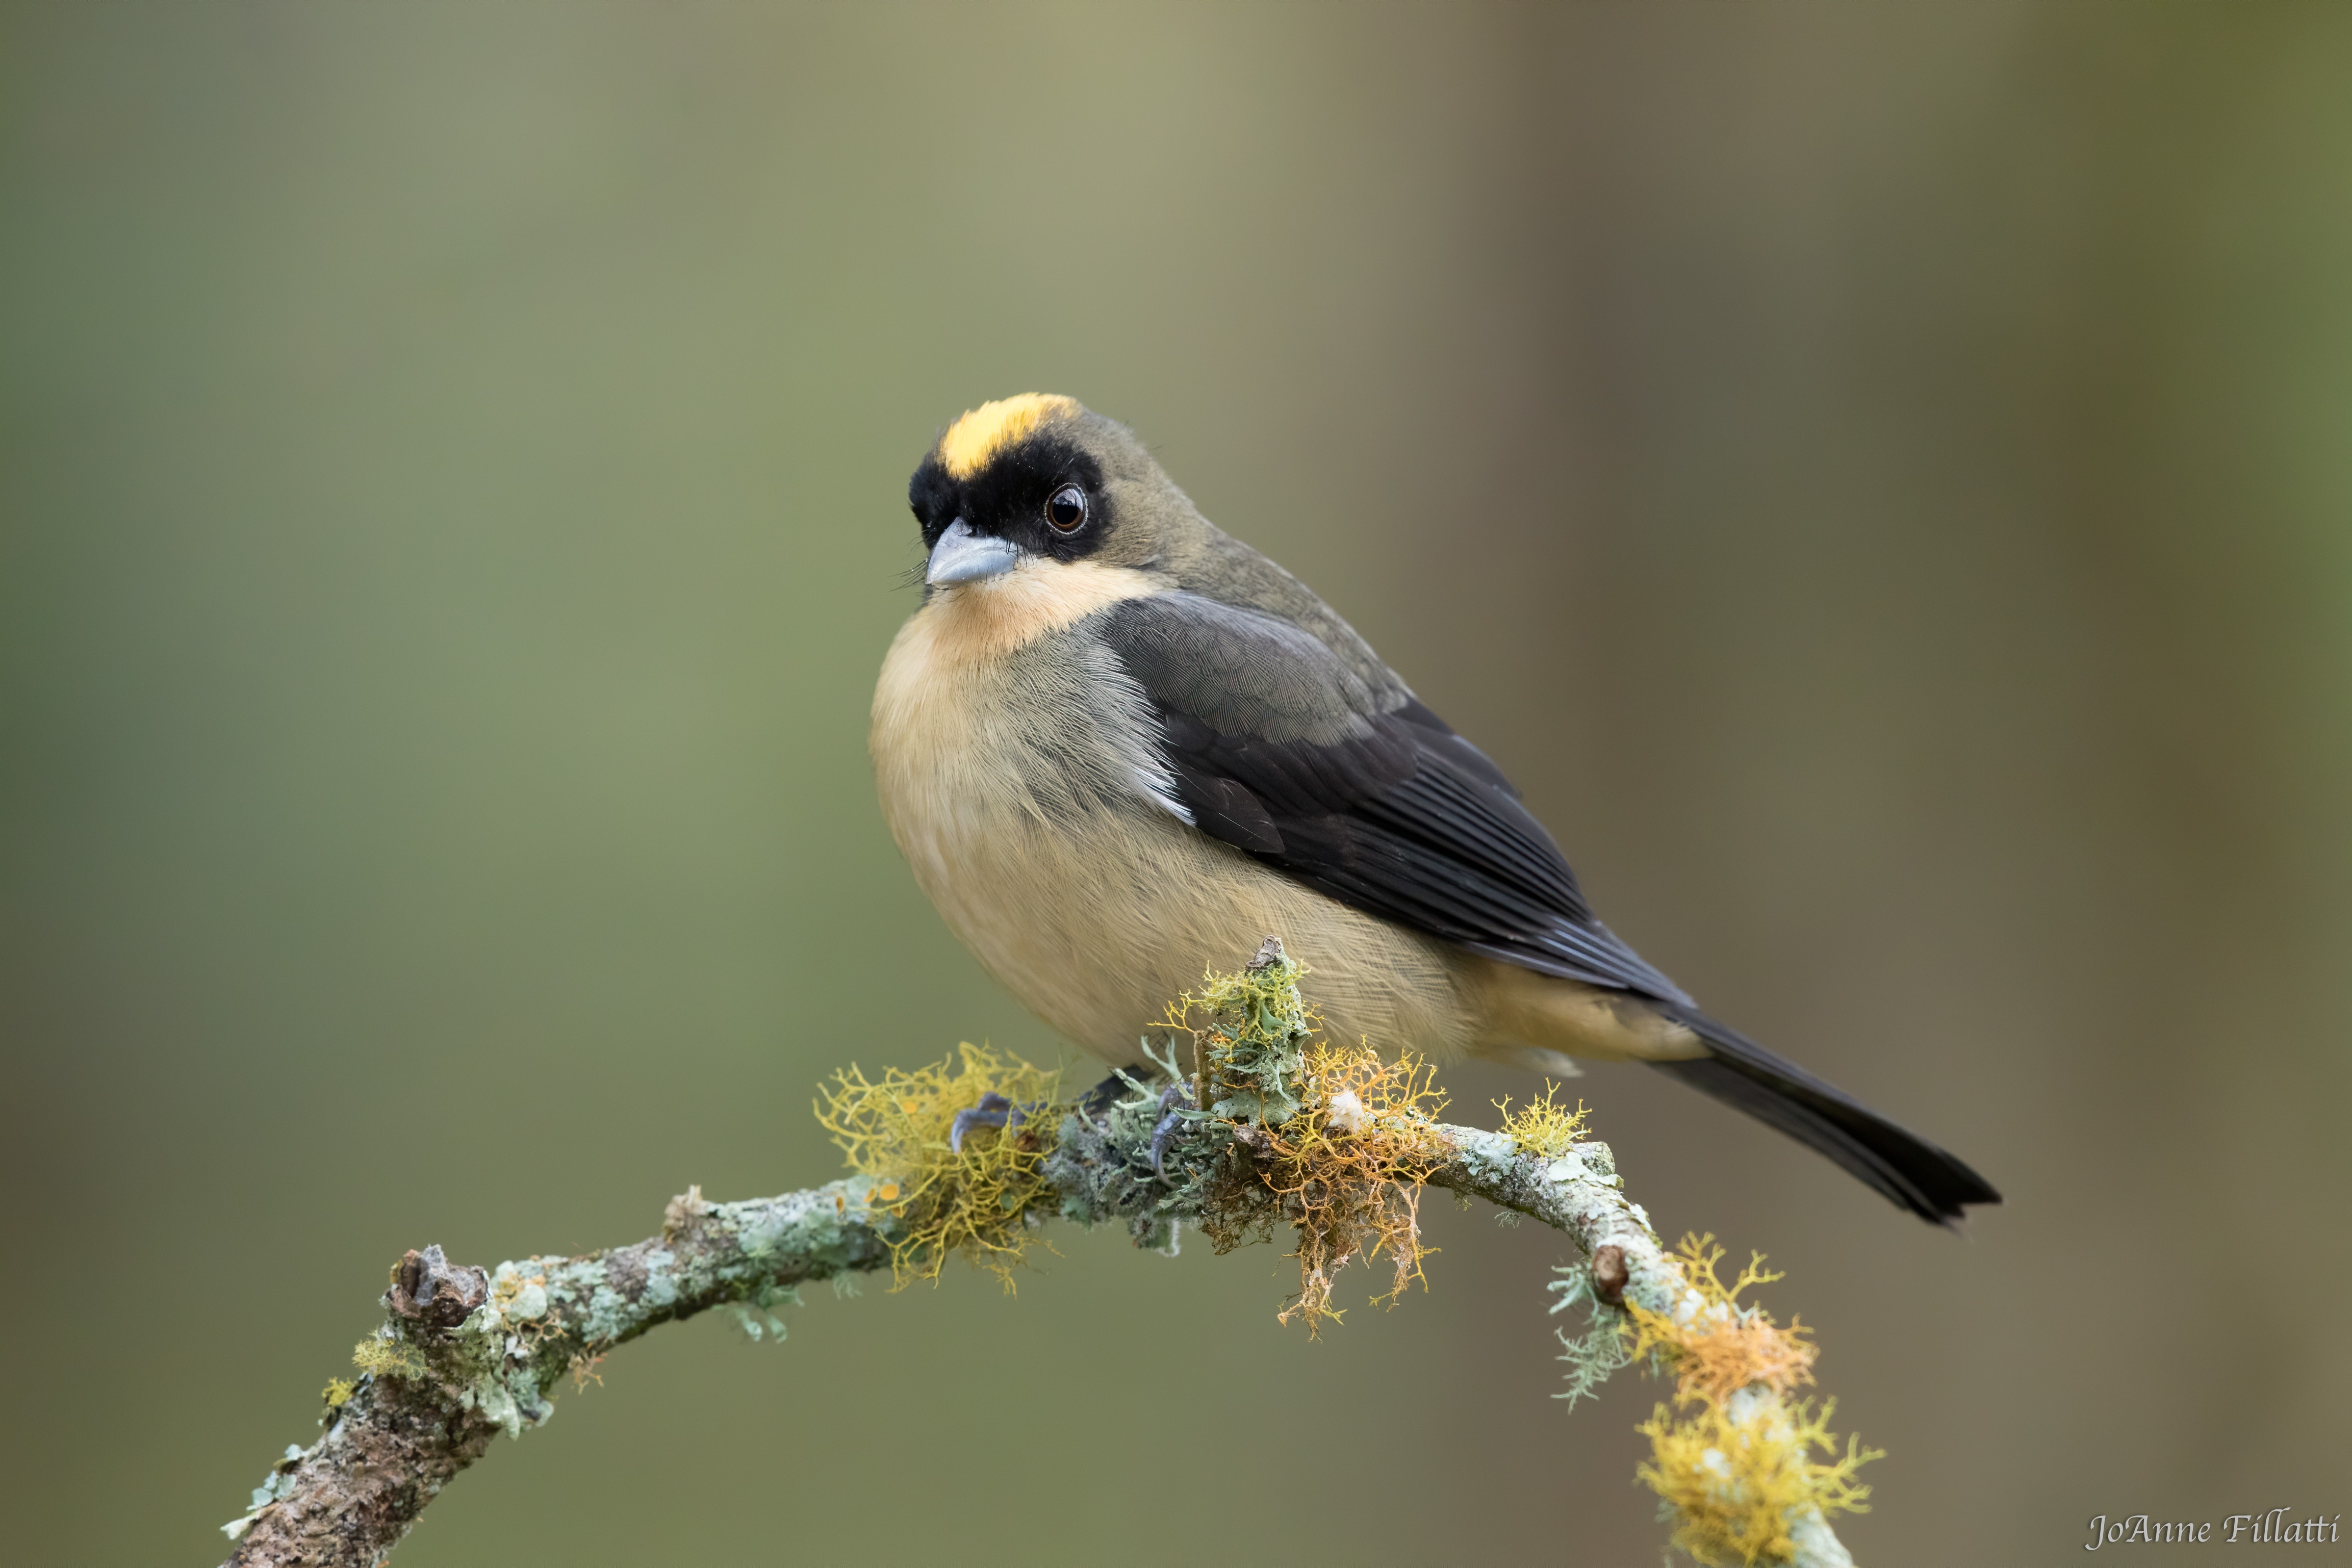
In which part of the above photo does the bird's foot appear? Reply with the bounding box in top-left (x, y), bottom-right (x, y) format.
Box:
top-left (1149, 1081), bottom-right (1197, 1184)
top-left (949, 1092), bottom-right (1039, 1154)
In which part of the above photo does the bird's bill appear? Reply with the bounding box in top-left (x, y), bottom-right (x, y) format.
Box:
top-left (926, 518), bottom-right (1022, 585)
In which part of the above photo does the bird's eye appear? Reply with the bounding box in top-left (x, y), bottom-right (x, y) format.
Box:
top-left (1045, 484), bottom-right (1088, 533)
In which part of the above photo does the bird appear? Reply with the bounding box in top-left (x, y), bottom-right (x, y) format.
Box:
top-left (870, 393), bottom-right (1999, 1225)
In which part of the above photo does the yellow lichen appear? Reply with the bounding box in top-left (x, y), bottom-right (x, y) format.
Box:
top-left (1624, 1234), bottom-right (1879, 1565)
top-left (350, 1336), bottom-right (426, 1382)
top-left (813, 1042), bottom-right (1064, 1290)
top-left (320, 1378), bottom-right (356, 1408)
top-left (1638, 1394), bottom-right (1878, 1565)
top-left (1494, 1079), bottom-right (1590, 1158)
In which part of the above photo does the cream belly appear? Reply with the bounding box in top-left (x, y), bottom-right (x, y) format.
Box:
top-left (905, 782), bottom-right (1475, 1068)
top-left (870, 567), bottom-right (1700, 1071)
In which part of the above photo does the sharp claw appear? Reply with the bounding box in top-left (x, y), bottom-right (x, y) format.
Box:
top-left (950, 1093), bottom-right (1014, 1153)
top-left (1148, 1081), bottom-right (1197, 1183)
top-left (1150, 1110), bottom-right (1181, 1182)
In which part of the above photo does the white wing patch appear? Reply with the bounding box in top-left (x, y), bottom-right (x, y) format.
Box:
top-left (1069, 634), bottom-right (1198, 827)
top-left (1134, 764), bottom-right (1196, 826)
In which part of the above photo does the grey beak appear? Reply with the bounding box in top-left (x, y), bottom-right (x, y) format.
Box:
top-left (926, 518), bottom-right (1022, 586)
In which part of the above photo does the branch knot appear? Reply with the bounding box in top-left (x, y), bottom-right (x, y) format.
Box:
top-left (386, 1245), bottom-right (488, 1330)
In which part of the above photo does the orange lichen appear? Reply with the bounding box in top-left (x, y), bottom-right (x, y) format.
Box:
top-left (1625, 1235), bottom-right (1818, 1405)
top-left (1266, 1040), bottom-right (1451, 1331)
top-left (1173, 954), bottom-right (1454, 1336)
top-left (1624, 1234), bottom-right (1879, 1566)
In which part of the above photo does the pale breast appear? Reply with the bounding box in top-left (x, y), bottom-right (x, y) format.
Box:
top-left (870, 570), bottom-right (1478, 1066)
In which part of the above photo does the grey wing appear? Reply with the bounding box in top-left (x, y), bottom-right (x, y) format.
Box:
top-left (1093, 592), bottom-right (1692, 1005)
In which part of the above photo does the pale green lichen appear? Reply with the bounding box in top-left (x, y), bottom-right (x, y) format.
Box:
top-left (1043, 1037), bottom-right (1205, 1252)
top-left (1547, 1261), bottom-right (1633, 1409)
top-left (1446, 1123), bottom-right (1524, 1187)
top-left (1172, 956), bottom-right (1317, 1125)
top-left (220, 1445), bottom-right (311, 1540)
top-left (725, 1302), bottom-right (789, 1342)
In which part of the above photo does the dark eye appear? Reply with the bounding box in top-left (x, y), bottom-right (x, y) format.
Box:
top-left (1045, 484), bottom-right (1088, 533)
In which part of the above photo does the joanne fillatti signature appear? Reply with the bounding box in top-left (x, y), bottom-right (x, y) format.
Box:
top-left (2086, 1510), bottom-right (2341, 1549)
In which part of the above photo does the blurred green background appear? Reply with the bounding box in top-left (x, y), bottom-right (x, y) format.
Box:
top-left (4, 5), bottom-right (2348, 1564)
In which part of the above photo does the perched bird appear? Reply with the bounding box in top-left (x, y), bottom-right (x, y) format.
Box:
top-left (872, 394), bottom-right (1999, 1225)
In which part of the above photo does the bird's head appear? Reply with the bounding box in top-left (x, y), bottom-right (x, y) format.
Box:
top-left (906, 394), bottom-right (1186, 592)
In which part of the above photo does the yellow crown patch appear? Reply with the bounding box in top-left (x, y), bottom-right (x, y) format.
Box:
top-left (936, 393), bottom-right (1079, 479)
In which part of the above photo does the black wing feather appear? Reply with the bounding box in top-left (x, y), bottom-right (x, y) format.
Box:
top-left (1094, 590), bottom-right (2001, 1225)
top-left (1097, 593), bottom-right (1691, 1004)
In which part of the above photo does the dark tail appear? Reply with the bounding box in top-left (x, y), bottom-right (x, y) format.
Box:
top-left (1649, 1007), bottom-right (2001, 1227)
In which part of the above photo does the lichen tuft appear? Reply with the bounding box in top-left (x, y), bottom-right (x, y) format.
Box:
top-left (350, 1333), bottom-right (426, 1382)
top-left (1181, 953), bottom-right (1454, 1336)
top-left (1624, 1233), bottom-right (1879, 1565)
top-left (1494, 1079), bottom-right (1590, 1158)
top-left (1546, 1260), bottom-right (1633, 1409)
top-left (813, 1042), bottom-right (1064, 1289)
top-left (1171, 955), bottom-right (1319, 1125)
top-left (1637, 1394), bottom-right (1879, 1566)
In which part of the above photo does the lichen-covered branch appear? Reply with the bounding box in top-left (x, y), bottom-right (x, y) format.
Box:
top-left (1425, 1133), bottom-right (1862, 1568)
top-left (219, 1179), bottom-right (900, 1566)
top-left (218, 944), bottom-right (1859, 1568)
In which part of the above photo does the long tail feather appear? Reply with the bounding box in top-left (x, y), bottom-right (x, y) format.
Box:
top-left (1649, 1008), bottom-right (2001, 1227)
